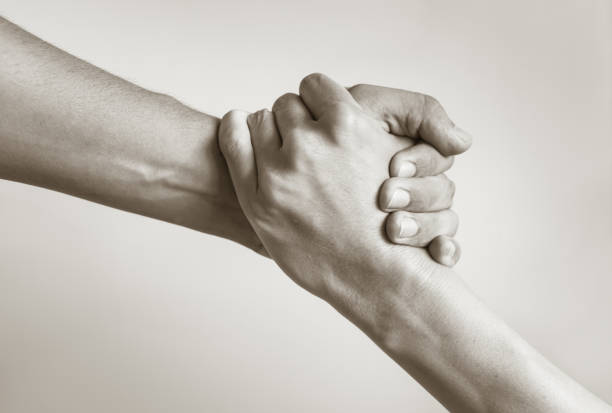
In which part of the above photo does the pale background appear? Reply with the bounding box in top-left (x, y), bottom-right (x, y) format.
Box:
top-left (1, 0), bottom-right (611, 412)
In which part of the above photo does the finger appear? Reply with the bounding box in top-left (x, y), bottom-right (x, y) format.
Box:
top-left (272, 93), bottom-right (314, 138)
top-left (299, 73), bottom-right (361, 120)
top-left (218, 110), bottom-right (257, 197)
top-left (247, 109), bottom-right (281, 161)
top-left (428, 235), bottom-right (461, 267)
top-left (389, 143), bottom-right (454, 178)
top-left (379, 175), bottom-right (455, 212)
top-left (348, 84), bottom-right (472, 156)
top-left (385, 210), bottom-right (458, 247)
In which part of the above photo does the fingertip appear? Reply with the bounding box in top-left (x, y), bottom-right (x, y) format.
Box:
top-left (299, 73), bottom-right (359, 120)
top-left (429, 236), bottom-right (461, 267)
top-left (272, 93), bottom-right (297, 113)
top-left (389, 144), bottom-right (454, 177)
top-left (299, 72), bottom-right (327, 96)
top-left (220, 109), bottom-right (249, 133)
top-left (379, 178), bottom-right (414, 212)
top-left (446, 126), bottom-right (473, 155)
top-left (386, 211), bottom-right (420, 244)
top-left (421, 95), bottom-right (472, 156)
top-left (390, 156), bottom-right (416, 178)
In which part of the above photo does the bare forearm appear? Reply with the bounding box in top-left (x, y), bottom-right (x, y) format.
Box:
top-left (0, 17), bottom-right (261, 251)
top-left (361, 265), bottom-right (611, 412)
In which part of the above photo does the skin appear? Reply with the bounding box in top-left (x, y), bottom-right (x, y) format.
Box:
top-left (0, 16), bottom-right (466, 263)
top-left (218, 73), bottom-right (612, 413)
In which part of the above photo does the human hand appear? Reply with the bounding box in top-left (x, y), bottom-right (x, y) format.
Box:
top-left (336, 80), bottom-right (469, 267)
top-left (234, 77), bottom-right (468, 262)
top-left (218, 74), bottom-right (452, 322)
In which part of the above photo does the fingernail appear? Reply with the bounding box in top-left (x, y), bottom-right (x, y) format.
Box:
top-left (399, 217), bottom-right (419, 238)
top-left (443, 240), bottom-right (456, 258)
top-left (387, 189), bottom-right (411, 209)
top-left (397, 161), bottom-right (416, 177)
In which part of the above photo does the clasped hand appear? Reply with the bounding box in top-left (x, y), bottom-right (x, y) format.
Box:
top-left (219, 74), bottom-right (470, 308)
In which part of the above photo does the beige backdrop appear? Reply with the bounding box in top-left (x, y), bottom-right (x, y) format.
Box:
top-left (1, 0), bottom-right (611, 412)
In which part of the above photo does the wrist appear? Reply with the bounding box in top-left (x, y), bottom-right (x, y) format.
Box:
top-left (141, 95), bottom-right (264, 252)
top-left (324, 245), bottom-right (442, 346)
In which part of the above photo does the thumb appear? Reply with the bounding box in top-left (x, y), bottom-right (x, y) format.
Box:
top-left (218, 110), bottom-right (257, 201)
top-left (349, 84), bottom-right (472, 156)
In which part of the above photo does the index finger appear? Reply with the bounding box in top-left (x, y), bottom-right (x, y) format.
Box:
top-left (298, 73), bottom-right (361, 120)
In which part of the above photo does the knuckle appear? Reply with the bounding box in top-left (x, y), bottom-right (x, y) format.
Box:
top-left (254, 108), bottom-right (268, 121)
top-left (248, 109), bottom-right (271, 129)
top-left (219, 110), bottom-right (247, 153)
top-left (299, 72), bottom-right (325, 94)
top-left (423, 94), bottom-right (442, 112)
top-left (224, 109), bottom-right (247, 123)
top-left (273, 93), bottom-right (298, 112)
